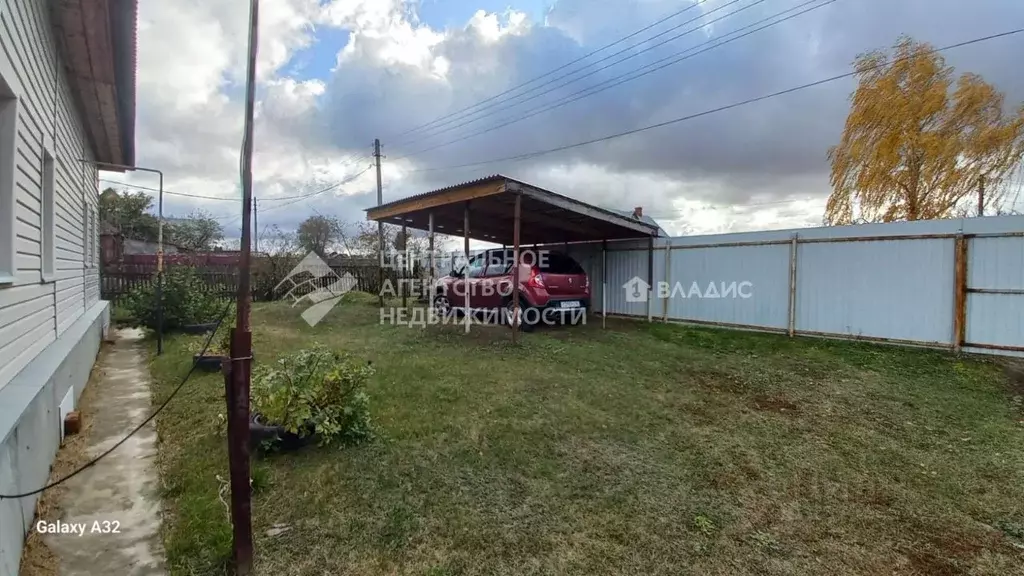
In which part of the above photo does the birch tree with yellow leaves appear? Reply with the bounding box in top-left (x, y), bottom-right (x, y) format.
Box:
top-left (825, 37), bottom-right (1024, 225)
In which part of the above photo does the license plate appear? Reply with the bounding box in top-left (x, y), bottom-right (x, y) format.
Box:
top-left (559, 301), bottom-right (581, 309)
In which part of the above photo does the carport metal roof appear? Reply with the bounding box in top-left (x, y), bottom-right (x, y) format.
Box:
top-left (365, 175), bottom-right (660, 245)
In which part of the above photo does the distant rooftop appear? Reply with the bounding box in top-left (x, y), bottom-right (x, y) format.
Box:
top-left (608, 209), bottom-right (668, 237)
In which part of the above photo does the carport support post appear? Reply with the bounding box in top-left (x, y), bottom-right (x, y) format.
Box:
top-left (512, 193), bottom-right (521, 344)
top-left (428, 213), bottom-right (435, 301)
top-left (401, 223), bottom-right (408, 309)
top-left (601, 240), bottom-right (607, 329)
top-left (646, 236), bottom-right (654, 322)
top-left (464, 203), bottom-right (471, 334)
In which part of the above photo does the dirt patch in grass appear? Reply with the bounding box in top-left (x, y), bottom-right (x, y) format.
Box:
top-left (906, 530), bottom-right (1010, 576)
top-left (689, 367), bottom-right (748, 394)
top-left (1003, 361), bottom-right (1024, 400)
top-left (750, 394), bottom-right (800, 415)
top-left (907, 550), bottom-right (961, 576)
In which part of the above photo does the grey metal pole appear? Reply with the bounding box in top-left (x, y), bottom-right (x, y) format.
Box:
top-left (156, 171), bottom-right (164, 354)
top-left (787, 233), bottom-right (798, 337)
top-left (428, 212), bottom-right (434, 304)
top-left (662, 240), bottom-right (671, 322)
top-left (512, 193), bottom-right (521, 343)
top-left (646, 236), bottom-right (654, 322)
top-left (253, 198), bottom-right (258, 254)
top-left (401, 223), bottom-right (407, 309)
top-left (464, 203), bottom-right (470, 334)
top-left (374, 139), bottom-right (384, 307)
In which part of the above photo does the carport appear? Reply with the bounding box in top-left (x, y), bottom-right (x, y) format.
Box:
top-left (366, 174), bottom-right (661, 342)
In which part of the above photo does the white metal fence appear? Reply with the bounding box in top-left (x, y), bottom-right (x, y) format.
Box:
top-left (564, 215), bottom-right (1024, 356)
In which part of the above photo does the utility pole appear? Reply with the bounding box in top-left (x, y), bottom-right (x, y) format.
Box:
top-left (224, 0), bottom-right (258, 573)
top-left (253, 198), bottom-right (258, 254)
top-left (978, 174), bottom-right (986, 217)
top-left (374, 139), bottom-right (384, 307)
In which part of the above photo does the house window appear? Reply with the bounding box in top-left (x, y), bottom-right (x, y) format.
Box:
top-left (42, 149), bottom-right (55, 280)
top-left (0, 83), bottom-right (17, 283)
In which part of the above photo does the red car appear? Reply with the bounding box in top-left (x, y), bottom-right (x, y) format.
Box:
top-left (433, 249), bottom-right (590, 330)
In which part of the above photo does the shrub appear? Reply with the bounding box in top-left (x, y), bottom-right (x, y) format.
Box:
top-left (121, 267), bottom-right (232, 330)
top-left (251, 345), bottom-right (374, 447)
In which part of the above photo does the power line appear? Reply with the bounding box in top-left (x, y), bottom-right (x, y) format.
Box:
top-left (405, 29), bottom-right (1024, 174)
top-left (233, 165), bottom-right (375, 229)
top-left (251, 164), bottom-right (375, 244)
top-left (258, 165), bottom-right (374, 215)
top-left (391, 0), bottom-right (714, 141)
top-left (100, 178), bottom-right (239, 201)
top-left (396, 0), bottom-right (833, 160)
top-left (332, 152), bottom-right (369, 168)
top-left (100, 155), bottom-right (370, 203)
top-left (395, 0), bottom-right (763, 149)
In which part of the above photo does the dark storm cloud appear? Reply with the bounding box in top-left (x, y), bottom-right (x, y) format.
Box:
top-left (316, 0), bottom-right (1024, 210)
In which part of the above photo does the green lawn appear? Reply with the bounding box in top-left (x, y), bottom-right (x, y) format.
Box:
top-left (148, 298), bottom-right (1024, 575)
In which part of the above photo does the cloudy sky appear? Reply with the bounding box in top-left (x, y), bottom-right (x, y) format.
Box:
top-left (99, 0), bottom-right (1024, 241)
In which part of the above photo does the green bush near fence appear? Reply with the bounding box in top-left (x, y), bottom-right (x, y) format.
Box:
top-left (121, 266), bottom-right (233, 331)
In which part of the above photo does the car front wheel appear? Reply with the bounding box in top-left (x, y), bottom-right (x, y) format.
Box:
top-left (433, 293), bottom-right (453, 317)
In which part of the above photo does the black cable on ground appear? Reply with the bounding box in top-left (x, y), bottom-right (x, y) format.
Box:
top-left (0, 299), bottom-right (236, 500)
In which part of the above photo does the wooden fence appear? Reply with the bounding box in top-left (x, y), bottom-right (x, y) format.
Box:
top-left (101, 264), bottom-right (407, 304)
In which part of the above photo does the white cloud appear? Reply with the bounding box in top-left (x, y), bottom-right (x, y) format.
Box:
top-left (324, 0), bottom-right (444, 69)
top-left (466, 9), bottom-right (531, 43)
top-left (113, 0), bottom-right (1024, 240)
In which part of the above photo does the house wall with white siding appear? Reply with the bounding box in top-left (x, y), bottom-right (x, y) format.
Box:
top-left (0, 0), bottom-right (102, 390)
top-left (0, 1), bottom-right (111, 573)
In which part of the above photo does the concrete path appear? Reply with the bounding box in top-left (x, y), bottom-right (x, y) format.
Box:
top-left (44, 329), bottom-right (166, 576)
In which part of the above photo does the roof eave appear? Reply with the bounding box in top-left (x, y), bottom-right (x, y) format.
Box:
top-left (52, 0), bottom-right (137, 168)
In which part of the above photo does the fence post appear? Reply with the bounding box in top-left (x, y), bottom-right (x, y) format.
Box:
top-left (601, 240), bottom-right (607, 329)
top-left (662, 241), bottom-right (671, 322)
top-left (787, 233), bottom-right (798, 337)
top-left (953, 234), bottom-right (968, 352)
top-left (646, 236), bottom-right (654, 322)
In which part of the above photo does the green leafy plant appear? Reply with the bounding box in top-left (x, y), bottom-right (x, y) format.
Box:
top-left (121, 267), bottom-right (232, 330)
top-left (748, 530), bottom-right (782, 554)
top-left (186, 321), bottom-right (233, 356)
top-left (251, 345), bottom-right (374, 447)
top-left (693, 515), bottom-right (716, 537)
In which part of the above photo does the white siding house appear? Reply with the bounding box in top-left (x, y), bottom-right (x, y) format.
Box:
top-left (0, 1), bottom-right (136, 573)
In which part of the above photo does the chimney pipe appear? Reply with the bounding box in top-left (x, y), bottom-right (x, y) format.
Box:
top-left (632, 206), bottom-right (643, 219)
